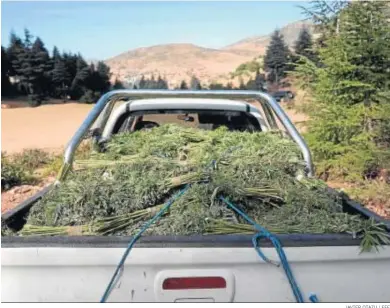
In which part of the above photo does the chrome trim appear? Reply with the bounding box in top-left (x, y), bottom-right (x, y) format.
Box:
top-left (60, 90), bottom-right (313, 180)
top-left (100, 98), bottom-right (270, 140)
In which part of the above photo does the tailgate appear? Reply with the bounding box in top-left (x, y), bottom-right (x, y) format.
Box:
top-left (2, 245), bottom-right (390, 302)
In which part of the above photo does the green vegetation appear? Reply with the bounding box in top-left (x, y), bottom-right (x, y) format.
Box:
top-left (2, 29), bottom-right (112, 105)
top-left (179, 80), bottom-right (188, 90)
top-left (1, 149), bottom-right (61, 190)
top-left (246, 69), bottom-right (266, 91)
top-left (190, 76), bottom-right (202, 90)
top-left (138, 75), bottom-right (169, 89)
top-left (264, 30), bottom-right (292, 86)
top-left (230, 57), bottom-right (263, 78)
top-left (209, 82), bottom-right (226, 90)
top-left (112, 78), bottom-right (124, 90)
top-left (1, 142), bottom-right (94, 191)
top-left (19, 125), bottom-right (389, 251)
top-left (1, 46), bottom-right (14, 96)
top-left (291, 1), bottom-right (390, 182)
top-left (293, 28), bottom-right (318, 64)
top-left (12, 149), bottom-right (51, 172)
top-left (1, 149), bottom-right (53, 190)
top-left (300, 1), bottom-right (348, 47)
top-left (1, 153), bottom-right (28, 190)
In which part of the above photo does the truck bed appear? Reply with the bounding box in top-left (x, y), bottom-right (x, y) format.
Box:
top-left (2, 187), bottom-right (390, 302)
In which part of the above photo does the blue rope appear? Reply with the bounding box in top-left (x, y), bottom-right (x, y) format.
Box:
top-left (99, 169), bottom-right (320, 302)
top-left (309, 294), bottom-right (319, 303)
top-left (220, 196), bottom-right (318, 303)
top-left (100, 186), bottom-right (190, 303)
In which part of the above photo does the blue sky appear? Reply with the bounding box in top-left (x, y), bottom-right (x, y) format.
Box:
top-left (1, 1), bottom-right (308, 60)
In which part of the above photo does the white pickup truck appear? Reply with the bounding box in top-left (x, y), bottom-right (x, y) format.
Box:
top-left (2, 90), bottom-right (390, 303)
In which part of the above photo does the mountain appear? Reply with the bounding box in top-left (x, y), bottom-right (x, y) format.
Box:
top-left (105, 20), bottom-right (314, 87)
top-left (106, 43), bottom-right (253, 88)
top-left (224, 20), bottom-right (314, 55)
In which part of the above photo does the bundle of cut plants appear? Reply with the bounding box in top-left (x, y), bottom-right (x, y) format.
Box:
top-left (21, 124), bottom-right (389, 251)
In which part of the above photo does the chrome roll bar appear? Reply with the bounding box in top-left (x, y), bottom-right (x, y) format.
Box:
top-left (58, 90), bottom-right (313, 181)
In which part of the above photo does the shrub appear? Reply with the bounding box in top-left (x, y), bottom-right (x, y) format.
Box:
top-left (79, 90), bottom-right (100, 104)
top-left (41, 155), bottom-right (63, 177)
top-left (13, 149), bottom-right (50, 173)
top-left (27, 94), bottom-right (43, 107)
top-left (1, 153), bottom-right (26, 190)
top-left (1, 149), bottom-right (61, 188)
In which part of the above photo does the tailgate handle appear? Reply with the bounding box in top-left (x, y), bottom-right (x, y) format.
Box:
top-left (155, 269), bottom-right (235, 302)
top-left (163, 277), bottom-right (226, 290)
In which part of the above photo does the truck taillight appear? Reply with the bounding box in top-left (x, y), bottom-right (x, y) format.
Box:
top-left (162, 277), bottom-right (226, 290)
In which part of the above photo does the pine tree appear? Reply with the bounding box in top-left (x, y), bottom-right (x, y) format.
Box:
top-left (294, 28), bottom-right (312, 57)
top-left (52, 58), bottom-right (71, 100)
top-left (13, 31), bottom-right (50, 104)
top-left (113, 78), bottom-right (124, 89)
top-left (23, 29), bottom-right (33, 49)
top-left (7, 32), bottom-right (24, 78)
top-left (84, 61), bottom-right (111, 96)
top-left (63, 52), bottom-right (78, 86)
top-left (71, 55), bottom-right (90, 99)
top-left (157, 75), bottom-right (168, 89)
top-left (294, 28), bottom-right (317, 63)
top-left (52, 46), bottom-right (60, 60)
top-left (51, 47), bottom-right (69, 98)
top-left (292, 0), bottom-right (390, 179)
top-left (17, 30), bottom-right (34, 96)
top-left (3, 29), bottom-right (115, 103)
top-left (179, 80), bottom-right (188, 90)
top-left (225, 82), bottom-right (233, 90)
top-left (146, 75), bottom-right (156, 89)
top-left (1, 46), bottom-right (10, 78)
top-left (142, 75), bottom-right (152, 89)
top-left (300, 1), bottom-right (348, 46)
top-left (138, 75), bottom-right (146, 89)
top-left (96, 61), bottom-right (111, 92)
top-left (190, 76), bottom-right (202, 90)
top-left (31, 37), bottom-right (52, 96)
top-left (1, 46), bottom-right (13, 95)
top-left (264, 30), bottom-right (292, 86)
top-left (163, 77), bottom-right (169, 89)
top-left (238, 78), bottom-right (246, 90)
top-left (9, 31), bottom-right (30, 95)
top-left (76, 56), bottom-right (90, 82)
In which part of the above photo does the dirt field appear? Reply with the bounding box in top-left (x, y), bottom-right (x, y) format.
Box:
top-left (1, 101), bottom-right (306, 154)
top-left (2, 103), bottom-right (93, 154)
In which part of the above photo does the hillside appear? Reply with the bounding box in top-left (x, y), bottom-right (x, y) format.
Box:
top-left (224, 20), bottom-right (314, 55)
top-left (106, 43), bottom-right (253, 88)
top-left (106, 20), bottom-right (314, 87)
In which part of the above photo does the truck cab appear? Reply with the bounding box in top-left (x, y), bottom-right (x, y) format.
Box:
top-left (98, 98), bottom-right (269, 138)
